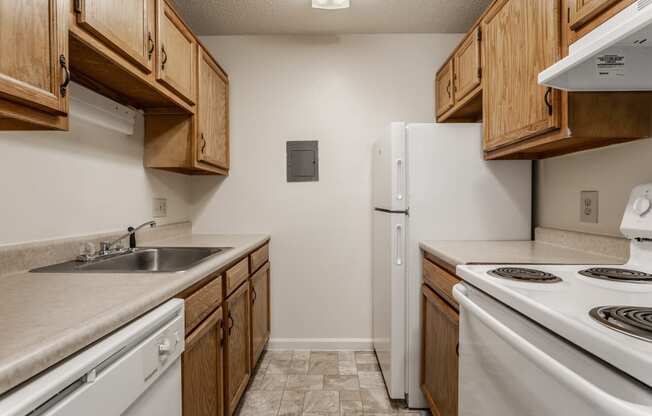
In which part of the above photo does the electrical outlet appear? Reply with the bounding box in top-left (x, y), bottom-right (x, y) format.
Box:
top-left (580, 191), bottom-right (598, 223)
top-left (153, 198), bottom-right (167, 218)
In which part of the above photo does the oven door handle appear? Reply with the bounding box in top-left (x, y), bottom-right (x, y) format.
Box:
top-left (453, 284), bottom-right (652, 416)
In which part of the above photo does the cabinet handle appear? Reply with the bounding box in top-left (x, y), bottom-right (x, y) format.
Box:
top-left (252, 288), bottom-right (257, 304)
top-left (161, 45), bottom-right (168, 70)
top-left (59, 55), bottom-right (70, 97)
top-left (200, 133), bottom-right (207, 154)
top-left (446, 80), bottom-right (451, 98)
top-left (147, 32), bottom-right (155, 60)
top-left (456, 342), bottom-right (460, 357)
top-left (544, 87), bottom-right (553, 116)
top-left (218, 318), bottom-right (224, 346)
top-left (227, 311), bottom-right (234, 336)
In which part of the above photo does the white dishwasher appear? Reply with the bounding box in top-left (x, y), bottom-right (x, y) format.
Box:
top-left (0, 299), bottom-right (185, 416)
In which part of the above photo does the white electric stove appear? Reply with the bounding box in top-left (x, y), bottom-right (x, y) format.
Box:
top-left (455, 183), bottom-right (652, 416)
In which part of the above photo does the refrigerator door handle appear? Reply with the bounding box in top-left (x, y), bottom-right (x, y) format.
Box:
top-left (395, 224), bottom-right (403, 265)
top-left (396, 159), bottom-right (403, 201)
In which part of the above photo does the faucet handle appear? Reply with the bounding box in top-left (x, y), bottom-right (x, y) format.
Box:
top-left (80, 242), bottom-right (95, 257)
top-left (99, 241), bottom-right (111, 253)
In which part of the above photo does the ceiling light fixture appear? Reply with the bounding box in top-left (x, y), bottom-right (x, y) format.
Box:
top-left (312, 0), bottom-right (350, 10)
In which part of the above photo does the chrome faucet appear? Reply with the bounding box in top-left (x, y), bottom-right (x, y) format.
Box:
top-left (100, 221), bottom-right (157, 254)
top-left (79, 221), bottom-right (157, 262)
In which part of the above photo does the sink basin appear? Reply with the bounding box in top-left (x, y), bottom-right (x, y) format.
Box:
top-left (31, 247), bottom-right (231, 273)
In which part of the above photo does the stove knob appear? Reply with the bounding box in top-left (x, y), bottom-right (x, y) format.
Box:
top-left (633, 196), bottom-right (651, 216)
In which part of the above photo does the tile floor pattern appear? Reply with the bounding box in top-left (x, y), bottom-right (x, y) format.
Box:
top-left (236, 350), bottom-right (429, 416)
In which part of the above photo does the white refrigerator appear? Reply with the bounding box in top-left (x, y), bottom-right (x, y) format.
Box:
top-left (372, 122), bottom-right (532, 408)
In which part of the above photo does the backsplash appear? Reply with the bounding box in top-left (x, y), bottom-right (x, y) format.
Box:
top-left (536, 137), bottom-right (652, 238)
top-left (535, 227), bottom-right (628, 262)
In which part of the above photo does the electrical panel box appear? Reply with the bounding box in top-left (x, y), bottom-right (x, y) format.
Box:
top-left (287, 140), bottom-right (319, 182)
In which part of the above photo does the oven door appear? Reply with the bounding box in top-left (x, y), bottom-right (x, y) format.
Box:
top-left (453, 283), bottom-right (652, 416)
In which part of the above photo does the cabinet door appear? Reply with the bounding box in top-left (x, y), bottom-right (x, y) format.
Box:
top-left (75, 0), bottom-right (153, 73)
top-left (156, 0), bottom-right (196, 105)
top-left (435, 60), bottom-right (454, 117)
top-left (182, 306), bottom-right (224, 416)
top-left (570, 0), bottom-right (621, 30)
top-left (421, 285), bottom-right (459, 416)
top-left (482, 0), bottom-right (561, 151)
top-left (197, 48), bottom-right (229, 170)
top-left (453, 28), bottom-right (481, 103)
top-left (250, 263), bottom-right (270, 367)
top-left (225, 283), bottom-right (251, 416)
top-left (0, 0), bottom-right (68, 113)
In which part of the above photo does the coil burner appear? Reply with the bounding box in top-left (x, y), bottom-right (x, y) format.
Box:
top-left (488, 267), bottom-right (562, 283)
top-left (579, 268), bottom-right (652, 283)
top-left (590, 306), bottom-right (652, 342)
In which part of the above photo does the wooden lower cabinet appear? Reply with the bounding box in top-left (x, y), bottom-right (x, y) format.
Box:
top-left (182, 306), bottom-right (224, 416)
top-left (224, 282), bottom-right (251, 416)
top-left (250, 262), bottom-right (270, 366)
top-left (421, 284), bottom-right (459, 416)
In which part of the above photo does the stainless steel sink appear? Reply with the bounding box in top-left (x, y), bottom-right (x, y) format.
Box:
top-left (31, 247), bottom-right (231, 273)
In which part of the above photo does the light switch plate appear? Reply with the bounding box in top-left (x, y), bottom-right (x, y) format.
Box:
top-left (580, 191), bottom-right (598, 223)
top-left (153, 198), bottom-right (167, 218)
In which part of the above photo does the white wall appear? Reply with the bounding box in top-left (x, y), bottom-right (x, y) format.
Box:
top-left (192, 34), bottom-right (463, 347)
top-left (537, 138), bottom-right (652, 237)
top-left (0, 85), bottom-right (192, 246)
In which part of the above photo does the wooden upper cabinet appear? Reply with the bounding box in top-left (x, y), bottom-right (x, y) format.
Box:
top-left (482, 0), bottom-right (561, 151)
top-left (197, 47), bottom-right (229, 170)
top-left (453, 28), bottom-right (481, 103)
top-left (225, 283), bottom-right (251, 416)
top-left (421, 285), bottom-right (459, 416)
top-left (250, 262), bottom-right (270, 367)
top-left (182, 306), bottom-right (224, 416)
top-left (74, 0), bottom-right (154, 74)
top-left (156, 0), bottom-right (196, 105)
top-left (570, 0), bottom-right (622, 30)
top-left (435, 60), bottom-right (454, 117)
top-left (0, 0), bottom-right (68, 118)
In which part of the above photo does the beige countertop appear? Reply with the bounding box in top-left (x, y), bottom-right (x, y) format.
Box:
top-left (420, 240), bottom-right (625, 270)
top-left (0, 233), bottom-right (269, 396)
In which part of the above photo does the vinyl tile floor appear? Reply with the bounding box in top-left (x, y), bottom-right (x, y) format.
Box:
top-left (235, 350), bottom-right (429, 416)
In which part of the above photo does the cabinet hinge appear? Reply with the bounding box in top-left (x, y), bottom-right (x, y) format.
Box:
top-left (74, 0), bottom-right (82, 13)
top-left (477, 29), bottom-right (482, 42)
top-left (477, 67), bottom-right (482, 80)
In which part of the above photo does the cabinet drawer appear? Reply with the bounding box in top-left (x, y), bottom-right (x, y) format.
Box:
top-left (226, 258), bottom-right (249, 296)
top-left (250, 244), bottom-right (269, 273)
top-left (423, 258), bottom-right (460, 308)
top-left (185, 275), bottom-right (222, 334)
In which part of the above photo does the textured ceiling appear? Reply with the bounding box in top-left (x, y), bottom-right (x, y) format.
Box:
top-left (172, 0), bottom-right (492, 35)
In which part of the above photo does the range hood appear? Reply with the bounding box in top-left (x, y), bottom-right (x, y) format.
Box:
top-left (539, 0), bottom-right (652, 91)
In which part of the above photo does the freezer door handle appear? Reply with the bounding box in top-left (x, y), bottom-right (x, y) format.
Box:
top-left (396, 159), bottom-right (403, 201)
top-left (453, 285), bottom-right (651, 416)
top-left (395, 224), bottom-right (403, 265)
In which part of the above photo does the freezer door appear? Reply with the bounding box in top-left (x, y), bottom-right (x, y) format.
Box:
top-left (372, 209), bottom-right (406, 399)
top-left (372, 122), bottom-right (407, 211)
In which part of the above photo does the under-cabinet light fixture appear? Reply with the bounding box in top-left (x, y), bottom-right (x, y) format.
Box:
top-left (312, 0), bottom-right (350, 10)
